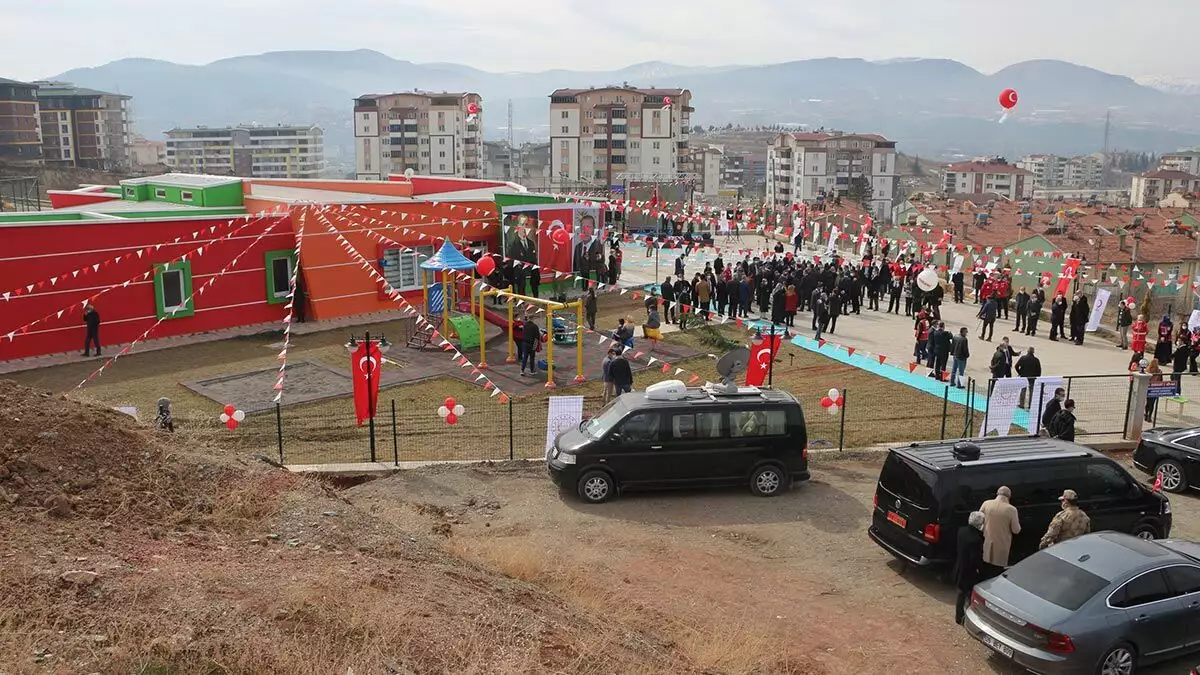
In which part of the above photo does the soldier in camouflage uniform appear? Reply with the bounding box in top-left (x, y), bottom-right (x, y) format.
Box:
top-left (1039, 489), bottom-right (1091, 549)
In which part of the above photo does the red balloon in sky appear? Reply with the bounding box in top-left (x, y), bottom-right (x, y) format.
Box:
top-left (476, 255), bottom-right (496, 277)
top-left (998, 88), bottom-right (1019, 110)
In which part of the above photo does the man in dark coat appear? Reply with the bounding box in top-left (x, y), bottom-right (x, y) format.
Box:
top-left (1041, 387), bottom-right (1066, 432)
top-left (82, 303), bottom-right (101, 357)
top-left (1069, 294), bottom-right (1089, 345)
top-left (608, 350), bottom-right (634, 394)
top-left (1048, 399), bottom-right (1077, 442)
top-left (1025, 293), bottom-right (1043, 337)
top-left (932, 321), bottom-right (953, 381)
top-left (1049, 293), bottom-right (1068, 341)
top-left (520, 315), bottom-right (541, 376)
top-left (951, 270), bottom-right (964, 303)
top-left (1015, 346), bottom-right (1042, 408)
top-left (660, 276), bottom-right (676, 324)
top-left (954, 511), bottom-right (986, 625)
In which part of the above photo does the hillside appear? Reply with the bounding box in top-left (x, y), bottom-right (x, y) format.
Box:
top-left (46, 51), bottom-right (1200, 163)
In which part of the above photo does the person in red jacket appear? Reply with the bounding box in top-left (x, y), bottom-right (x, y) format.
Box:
top-left (996, 274), bottom-right (1012, 320)
top-left (914, 311), bottom-right (931, 365)
top-left (1130, 314), bottom-right (1149, 355)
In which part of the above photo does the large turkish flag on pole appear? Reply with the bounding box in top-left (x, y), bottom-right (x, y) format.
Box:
top-left (351, 341), bottom-right (382, 426)
top-left (745, 334), bottom-right (783, 387)
top-left (1055, 258), bottom-right (1081, 297)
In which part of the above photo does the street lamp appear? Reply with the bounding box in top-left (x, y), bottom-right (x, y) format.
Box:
top-left (345, 330), bottom-right (391, 462)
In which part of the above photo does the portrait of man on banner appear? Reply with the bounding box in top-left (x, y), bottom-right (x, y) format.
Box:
top-left (573, 208), bottom-right (604, 280)
top-left (503, 212), bottom-right (538, 265)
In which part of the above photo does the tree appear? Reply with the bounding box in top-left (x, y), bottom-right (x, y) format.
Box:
top-left (847, 175), bottom-right (874, 210)
top-left (692, 124), bottom-right (704, 135)
top-left (911, 154), bottom-right (925, 177)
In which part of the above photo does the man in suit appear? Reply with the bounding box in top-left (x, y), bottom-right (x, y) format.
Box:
top-left (980, 486), bottom-right (1021, 579)
top-left (572, 214), bottom-right (603, 284)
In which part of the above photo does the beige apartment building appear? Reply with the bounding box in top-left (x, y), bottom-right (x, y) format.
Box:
top-left (353, 91), bottom-right (483, 180)
top-left (35, 81), bottom-right (131, 170)
top-left (547, 87), bottom-right (693, 190)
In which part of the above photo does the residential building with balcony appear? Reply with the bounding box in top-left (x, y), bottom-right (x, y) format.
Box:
top-left (0, 77), bottom-right (42, 162)
top-left (1159, 150), bottom-right (1200, 177)
top-left (692, 144), bottom-right (724, 197)
top-left (766, 131), bottom-right (899, 221)
top-left (164, 125), bottom-right (325, 178)
top-left (1016, 153), bottom-right (1103, 189)
top-left (352, 91), bottom-right (482, 180)
top-left (547, 86), bottom-right (693, 190)
top-left (941, 161), bottom-right (1033, 201)
top-left (1131, 169), bottom-right (1200, 207)
top-left (34, 82), bottom-right (131, 170)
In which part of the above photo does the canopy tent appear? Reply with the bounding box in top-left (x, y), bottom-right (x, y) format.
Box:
top-left (420, 240), bottom-right (477, 271)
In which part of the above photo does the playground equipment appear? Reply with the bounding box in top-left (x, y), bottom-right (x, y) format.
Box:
top-left (475, 287), bottom-right (585, 388)
top-left (410, 241), bottom-right (479, 350)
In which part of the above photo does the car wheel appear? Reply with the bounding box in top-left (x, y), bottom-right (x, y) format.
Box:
top-left (1131, 519), bottom-right (1159, 540)
top-left (1155, 459), bottom-right (1188, 493)
top-left (1095, 642), bottom-right (1136, 675)
top-left (577, 470), bottom-right (615, 504)
top-left (750, 465), bottom-right (785, 497)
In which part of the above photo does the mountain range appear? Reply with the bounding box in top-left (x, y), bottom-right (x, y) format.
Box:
top-left (46, 50), bottom-right (1200, 164)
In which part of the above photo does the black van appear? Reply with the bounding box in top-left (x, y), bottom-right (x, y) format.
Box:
top-left (547, 381), bottom-right (809, 503)
top-left (867, 437), bottom-right (1172, 568)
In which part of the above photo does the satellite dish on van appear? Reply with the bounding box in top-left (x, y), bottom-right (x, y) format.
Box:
top-left (713, 347), bottom-right (750, 393)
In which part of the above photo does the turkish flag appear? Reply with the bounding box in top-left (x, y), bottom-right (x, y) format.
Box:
top-left (351, 341), bottom-right (382, 426)
top-left (1055, 258), bottom-right (1081, 297)
top-left (745, 334), bottom-right (783, 387)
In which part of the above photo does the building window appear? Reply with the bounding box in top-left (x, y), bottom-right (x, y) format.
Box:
top-left (154, 188), bottom-right (167, 198)
top-left (652, 157), bottom-right (660, 165)
top-left (153, 261), bottom-right (195, 319)
top-left (438, 138), bottom-right (446, 145)
top-left (585, 111), bottom-right (593, 119)
top-left (438, 164), bottom-right (446, 171)
top-left (63, 149), bottom-right (71, 159)
top-left (264, 250), bottom-right (296, 304)
top-left (439, 151), bottom-right (446, 158)
top-left (561, 110), bottom-right (569, 119)
top-left (180, 191), bottom-right (194, 202)
top-left (652, 141), bottom-right (660, 150)
top-left (59, 111), bottom-right (66, 121)
top-left (561, 126), bottom-right (569, 133)
top-left (124, 187), bottom-right (135, 197)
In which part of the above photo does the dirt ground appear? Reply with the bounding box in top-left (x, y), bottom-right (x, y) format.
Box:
top-left (347, 454), bottom-right (1200, 675)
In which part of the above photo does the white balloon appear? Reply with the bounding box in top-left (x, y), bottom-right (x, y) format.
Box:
top-left (437, 406), bottom-right (450, 418)
top-left (917, 268), bottom-right (939, 292)
top-left (232, 410), bottom-right (246, 422)
top-left (827, 405), bottom-right (840, 416)
top-left (452, 404), bottom-right (464, 416)
top-left (827, 387), bottom-right (839, 399)
top-left (219, 413), bottom-right (230, 423)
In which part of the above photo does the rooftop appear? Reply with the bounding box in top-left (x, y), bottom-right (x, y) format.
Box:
top-left (1141, 169), bottom-right (1199, 180)
top-left (32, 81), bottom-right (129, 100)
top-left (549, 86), bottom-right (687, 97)
top-left (163, 124), bottom-right (322, 134)
top-left (120, 174), bottom-right (243, 189)
top-left (0, 76), bottom-right (36, 87)
top-left (945, 162), bottom-right (1033, 175)
top-left (356, 91), bottom-right (476, 101)
top-left (51, 199), bottom-right (237, 215)
top-left (787, 132), bottom-right (891, 143)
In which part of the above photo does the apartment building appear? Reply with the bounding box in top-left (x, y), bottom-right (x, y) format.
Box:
top-left (1016, 153), bottom-right (1103, 189)
top-left (1131, 169), bottom-right (1200, 207)
top-left (547, 86), bottom-right (692, 190)
top-left (941, 161), bottom-right (1033, 201)
top-left (482, 141), bottom-right (515, 181)
top-left (1159, 150), bottom-right (1200, 177)
top-left (0, 77), bottom-right (42, 161)
top-left (164, 125), bottom-right (324, 178)
top-left (766, 131), bottom-right (898, 220)
top-left (35, 82), bottom-right (131, 170)
top-left (691, 144), bottom-right (724, 197)
top-left (353, 91), bottom-right (482, 180)
top-left (130, 136), bottom-right (167, 168)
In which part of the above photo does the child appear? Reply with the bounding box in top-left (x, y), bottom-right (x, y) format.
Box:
top-left (156, 397), bottom-right (175, 432)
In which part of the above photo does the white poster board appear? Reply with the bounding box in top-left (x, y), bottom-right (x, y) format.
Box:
top-left (1189, 309), bottom-right (1200, 332)
top-left (826, 225), bottom-right (839, 255)
top-left (545, 396), bottom-right (585, 455)
top-left (1028, 376), bottom-right (1064, 433)
top-left (980, 378), bottom-right (1027, 437)
top-left (951, 255), bottom-right (965, 274)
top-left (718, 214), bottom-right (730, 233)
top-left (1086, 289), bottom-right (1110, 332)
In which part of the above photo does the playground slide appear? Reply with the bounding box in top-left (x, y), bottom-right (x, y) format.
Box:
top-left (455, 302), bottom-right (513, 331)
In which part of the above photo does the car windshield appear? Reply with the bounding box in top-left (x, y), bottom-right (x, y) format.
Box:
top-left (1003, 551), bottom-right (1110, 610)
top-left (879, 452), bottom-right (937, 508)
top-left (582, 399), bottom-right (629, 439)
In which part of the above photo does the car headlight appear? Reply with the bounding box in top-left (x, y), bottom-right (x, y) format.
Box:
top-left (558, 452), bottom-right (576, 465)
top-left (1162, 498), bottom-right (1171, 515)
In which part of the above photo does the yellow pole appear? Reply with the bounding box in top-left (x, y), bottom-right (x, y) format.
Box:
top-left (506, 300), bottom-right (515, 363)
top-left (441, 272), bottom-right (449, 333)
top-left (545, 311), bottom-right (555, 389)
top-left (469, 269), bottom-right (476, 317)
top-left (422, 269), bottom-right (428, 317)
top-left (478, 287), bottom-right (487, 368)
top-left (574, 300), bottom-right (585, 382)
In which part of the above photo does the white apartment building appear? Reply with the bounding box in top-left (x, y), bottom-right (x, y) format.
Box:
top-left (164, 124), bottom-right (325, 178)
top-left (548, 87), bottom-right (692, 190)
top-left (765, 131), bottom-right (898, 221)
top-left (353, 91), bottom-right (482, 180)
top-left (1159, 150), bottom-right (1200, 177)
top-left (941, 161), bottom-right (1034, 201)
top-left (1131, 169), bottom-right (1200, 207)
top-left (691, 144), bottom-right (724, 197)
top-left (1016, 153), bottom-right (1103, 189)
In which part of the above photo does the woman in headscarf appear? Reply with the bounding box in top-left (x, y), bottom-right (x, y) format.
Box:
top-left (1154, 315), bottom-right (1175, 364)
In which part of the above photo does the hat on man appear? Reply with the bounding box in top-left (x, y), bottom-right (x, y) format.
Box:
top-left (1059, 489), bottom-right (1079, 504)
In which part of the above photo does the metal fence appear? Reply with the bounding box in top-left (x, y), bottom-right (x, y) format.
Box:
top-left (979, 373), bottom-right (1133, 438)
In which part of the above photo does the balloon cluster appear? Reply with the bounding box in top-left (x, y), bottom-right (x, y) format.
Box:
top-left (219, 403), bottom-right (246, 430)
top-left (466, 102), bottom-right (480, 124)
top-left (819, 388), bottom-right (844, 417)
top-left (437, 396), bottom-right (465, 425)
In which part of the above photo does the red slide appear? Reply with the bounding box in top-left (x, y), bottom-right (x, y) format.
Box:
top-left (455, 302), bottom-right (513, 331)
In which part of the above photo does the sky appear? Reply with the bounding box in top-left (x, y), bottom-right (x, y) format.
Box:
top-left (4, 0), bottom-right (1199, 81)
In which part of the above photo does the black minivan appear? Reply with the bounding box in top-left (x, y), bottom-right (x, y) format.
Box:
top-left (868, 436), bottom-right (1172, 568)
top-left (547, 381), bottom-right (809, 503)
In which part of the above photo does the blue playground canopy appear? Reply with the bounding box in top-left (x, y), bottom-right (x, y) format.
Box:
top-left (419, 240), bottom-right (477, 271)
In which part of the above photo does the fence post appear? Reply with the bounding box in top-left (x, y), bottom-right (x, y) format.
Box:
top-left (940, 385), bottom-right (949, 440)
top-left (391, 399), bottom-right (399, 466)
top-left (837, 388), bottom-right (847, 451)
top-left (508, 396), bottom-right (515, 461)
top-left (275, 402), bottom-right (284, 464)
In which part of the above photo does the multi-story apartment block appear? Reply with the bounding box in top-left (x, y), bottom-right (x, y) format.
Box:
top-left (547, 87), bottom-right (692, 190)
top-left (164, 125), bottom-right (325, 178)
top-left (482, 141), bottom-right (515, 181)
top-left (1158, 150), bottom-right (1200, 177)
top-left (766, 131), bottom-right (898, 221)
top-left (0, 77), bottom-right (42, 162)
top-left (1131, 169), bottom-right (1200, 207)
top-left (34, 82), bottom-right (131, 170)
top-left (352, 91), bottom-right (482, 180)
top-left (691, 144), bottom-right (724, 197)
top-left (942, 161), bottom-right (1033, 201)
top-left (1016, 153), bottom-right (1103, 189)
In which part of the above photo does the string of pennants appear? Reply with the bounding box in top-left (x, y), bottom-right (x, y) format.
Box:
top-left (273, 207), bottom-right (308, 403)
top-left (2, 214), bottom-right (277, 343)
top-left (75, 220), bottom-right (284, 389)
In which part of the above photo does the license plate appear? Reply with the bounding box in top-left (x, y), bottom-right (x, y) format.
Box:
top-left (886, 511), bottom-right (907, 528)
top-left (979, 633), bottom-right (1014, 659)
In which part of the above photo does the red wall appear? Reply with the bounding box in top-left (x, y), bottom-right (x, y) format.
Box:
top-left (47, 190), bottom-right (120, 208)
top-left (0, 214), bottom-right (294, 361)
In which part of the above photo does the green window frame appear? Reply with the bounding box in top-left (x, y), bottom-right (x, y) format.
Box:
top-left (264, 250), bottom-right (296, 305)
top-left (153, 260), bottom-right (195, 319)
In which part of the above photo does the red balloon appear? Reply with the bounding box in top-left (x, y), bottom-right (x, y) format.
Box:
top-left (820, 396), bottom-right (834, 408)
top-left (225, 418), bottom-right (238, 430)
top-left (835, 396), bottom-right (844, 407)
top-left (1126, 296), bottom-right (1135, 306)
top-left (551, 228), bottom-right (570, 246)
top-left (476, 255), bottom-right (496, 277)
top-left (467, 102), bottom-right (479, 115)
top-left (445, 412), bottom-right (458, 425)
top-left (998, 88), bottom-right (1018, 110)
top-left (223, 403), bottom-right (236, 416)
top-left (444, 397), bottom-right (456, 410)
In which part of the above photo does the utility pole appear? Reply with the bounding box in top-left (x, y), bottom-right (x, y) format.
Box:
top-left (507, 99), bottom-right (516, 182)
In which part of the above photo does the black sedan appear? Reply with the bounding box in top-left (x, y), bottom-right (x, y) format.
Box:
top-left (1133, 427), bottom-right (1200, 494)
